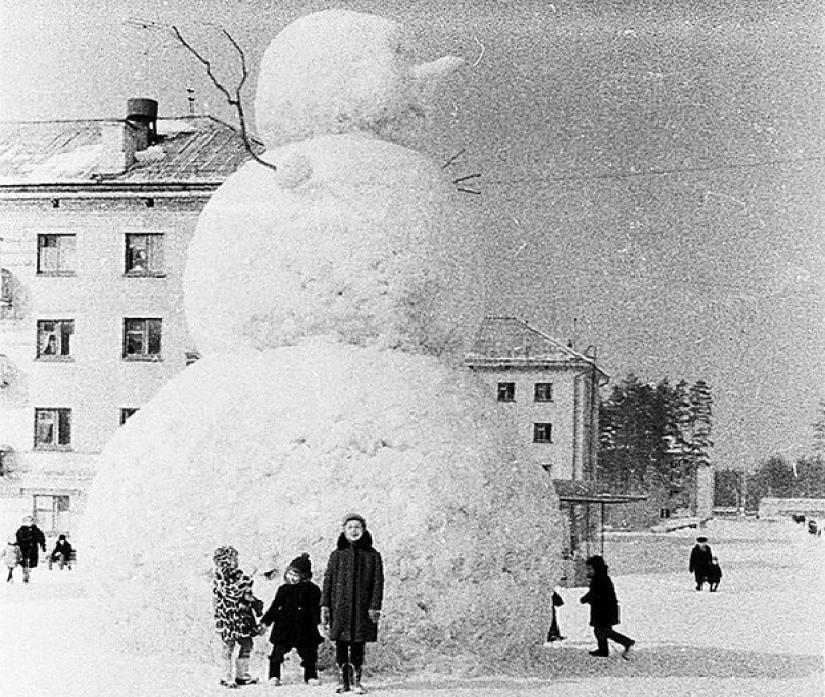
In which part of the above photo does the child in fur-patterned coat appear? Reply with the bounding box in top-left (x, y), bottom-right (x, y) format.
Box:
top-left (213, 545), bottom-right (264, 688)
top-left (2, 536), bottom-right (21, 582)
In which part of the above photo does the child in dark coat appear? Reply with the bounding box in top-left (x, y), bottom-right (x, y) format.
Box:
top-left (49, 534), bottom-right (74, 570)
top-left (260, 553), bottom-right (323, 686)
top-left (580, 555), bottom-right (635, 659)
top-left (706, 556), bottom-right (723, 592)
top-left (321, 513), bottom-right (384, 695)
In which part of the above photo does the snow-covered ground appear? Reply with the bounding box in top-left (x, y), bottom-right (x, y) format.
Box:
top-left (2, 518), bottom-right (823, 697)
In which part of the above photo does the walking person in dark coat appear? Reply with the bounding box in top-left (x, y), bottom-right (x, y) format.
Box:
top-left (321, 513), bottom-right (384, 694)
top-left (15, 516), bottom-right (46, 584)
top-left (689, 536), bottom-right (714, 591)
top-left (580, 555), bottom-right (635, 659)
top-left (260, 553), bottom-right (323, 686)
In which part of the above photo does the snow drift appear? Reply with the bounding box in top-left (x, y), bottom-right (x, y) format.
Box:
top-left (82, 343), bottom-right (561, 671)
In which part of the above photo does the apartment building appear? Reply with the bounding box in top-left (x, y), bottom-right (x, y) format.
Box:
top-left (0, 99), bottom-right (257, 537)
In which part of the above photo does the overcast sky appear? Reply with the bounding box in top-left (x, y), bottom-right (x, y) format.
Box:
top-left (1, 0), bottom-right (823, 472)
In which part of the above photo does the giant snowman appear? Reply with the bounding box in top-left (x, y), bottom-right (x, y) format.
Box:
top-left (83, 10), bottom-right (561, 674)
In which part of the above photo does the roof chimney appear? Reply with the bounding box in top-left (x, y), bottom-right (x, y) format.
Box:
top-left (96, 98), bottom-right (159, 176)
top-left (126, 97), bottom-right (158, 149)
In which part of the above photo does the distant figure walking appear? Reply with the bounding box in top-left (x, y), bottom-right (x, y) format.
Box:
top-left (689, 536), bottom-right (714, 591)
top-left (321, 513), bottom-right (384, 694)
top-left (580, 555), bottom-right (635, 659)
top-left (15, 516), bottom-right (46, 584)
top-left (544, 586), bottom-right (566, 644)
top-left (260, 553), bottom-right (323, 686)
top-left (706, 556), bottom-right (723, 592)
top-left (49, 534), bottom-right (74, 570)
top-left (2, 536), bottom-right (21, 582)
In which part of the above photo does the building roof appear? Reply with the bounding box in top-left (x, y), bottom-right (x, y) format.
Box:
top-left (465, 316), bottom-right (609, 379)
top-left (0, 116), bottom-right (262, 188)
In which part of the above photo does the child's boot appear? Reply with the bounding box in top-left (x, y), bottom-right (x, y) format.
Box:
top-left (234, 658), bottom-right (259, 686)
top-left (336, 664), bottom-right (352, 693)
top-left (353, 668), bottom-right (366, 694)
top-left (219, 653), bottom-right (237, 688)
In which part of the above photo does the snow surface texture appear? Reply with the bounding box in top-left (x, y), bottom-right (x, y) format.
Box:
top-left (254, 10), bottom-right (464, 149)
top-left (82, 344), bottom-right (561, 671)
top-left (83, 9), bottom-right (561, 673)
top-left (183, 134), bottom-right (479, 357)
top-left (185, 9), bottom-right (477, 357)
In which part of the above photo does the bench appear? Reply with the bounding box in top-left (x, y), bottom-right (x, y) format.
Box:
top-left (48, 548), bottom-right (77, 570)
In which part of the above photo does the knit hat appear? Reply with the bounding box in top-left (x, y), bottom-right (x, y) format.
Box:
top-left (288, 552), bottom-right (312, 580)
top-left (342, 512), bottom-right (367, 528)
top-left (585, 554), bottom-right (608, 572)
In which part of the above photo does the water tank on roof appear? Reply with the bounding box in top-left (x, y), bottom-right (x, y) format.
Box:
top-left (127, 98), bottom-right (158, 122)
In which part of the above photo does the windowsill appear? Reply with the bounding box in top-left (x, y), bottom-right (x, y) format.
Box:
top-left (497, 399), bottom-right (516, 403)
top-left (534, 400), bottom-right (555, 404)
top-left (122, 355), bottom-right (163, 362)
top-left (123, 272), bottom-right (166, 278)
top-left (36, 271), bottom-right (76, 277)
top-left (33, 445), bottom-right (73, 452)
top-left (35, 356), bottom-right (75, 363)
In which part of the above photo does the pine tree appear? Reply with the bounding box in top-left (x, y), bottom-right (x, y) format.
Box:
top-left (689, 380), bottom-right (713, 467)
top-left (811, 400), bottom-right (825, 456)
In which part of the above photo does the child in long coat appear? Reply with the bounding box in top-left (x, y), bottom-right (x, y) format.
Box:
top-left (580, 555), bottom-right (635, 659)
top-left (321, 513), bottom-right (384, 694)
top-left (260, 553), bottom-right (323, 685)
top-left (212, 545), bottom-right (263, 688)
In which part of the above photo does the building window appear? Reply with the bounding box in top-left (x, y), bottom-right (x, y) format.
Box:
top-left (36, 320), bottom-right (74, 359)
top-left (120, 408), bottom-right (139, 425)
top-left (125, 233), bottom-right (164, 275)
top-left (534, 382), bottom-right (554, 402)
top-left (497, 382), bottom-right (515, 402)
top-left (34, 408), bottom-right (71, 449)
top-left (37, 234), bottom-right (76, 275)
top-left (123, 318), bottom-right (162, 360)
top-left (1, 268), bottom-right (12, 306)
top-left (33, 494), bottom-right (70, 535)
top-left (533, 422), bottom-right (553, 443)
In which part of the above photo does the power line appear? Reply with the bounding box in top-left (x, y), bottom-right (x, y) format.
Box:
top-left (484, 153), bottom-right (825, 186)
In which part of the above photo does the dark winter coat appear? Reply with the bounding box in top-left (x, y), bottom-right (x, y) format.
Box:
top-left (15, 524), bottom-right (46, 568)
top-left (706, 562), bottom-right (723, 584)
top-left (321, 531), bottom-right (384, 643)
top-left (689, 544), bottom-right (713, 576)
top-left (261, 580), bottom-right (323, 647)
top-left (51, 538), bottom-right (74, 562)
top-left (580, 568), bottom-right (620, 628)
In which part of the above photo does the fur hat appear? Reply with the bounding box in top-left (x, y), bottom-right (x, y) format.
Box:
top-left (342, 512), bottom-right (367, 528)
top-left (585, 554), bottom-right (608, 572)
top-left (213, 545), bottom-right (238, 568)
top-left (696, 536), bottom-right (708, 543)
top-left (288, 552), bottom-right (312, 580)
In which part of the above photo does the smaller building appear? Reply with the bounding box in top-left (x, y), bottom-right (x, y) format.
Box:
top-left (466, 316), bottom-right (636, 584)
top-left (465, 316), bottom-right (608, 481)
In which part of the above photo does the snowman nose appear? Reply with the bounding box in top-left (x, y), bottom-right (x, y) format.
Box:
top-left (409, 55), bottom-right (465, 83)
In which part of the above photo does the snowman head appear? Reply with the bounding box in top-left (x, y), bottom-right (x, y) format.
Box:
top-left (254, 9), bottom-right (463, 148)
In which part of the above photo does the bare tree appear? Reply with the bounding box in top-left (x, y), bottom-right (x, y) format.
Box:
top-left (126, 18), bottom-right (277, 172)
